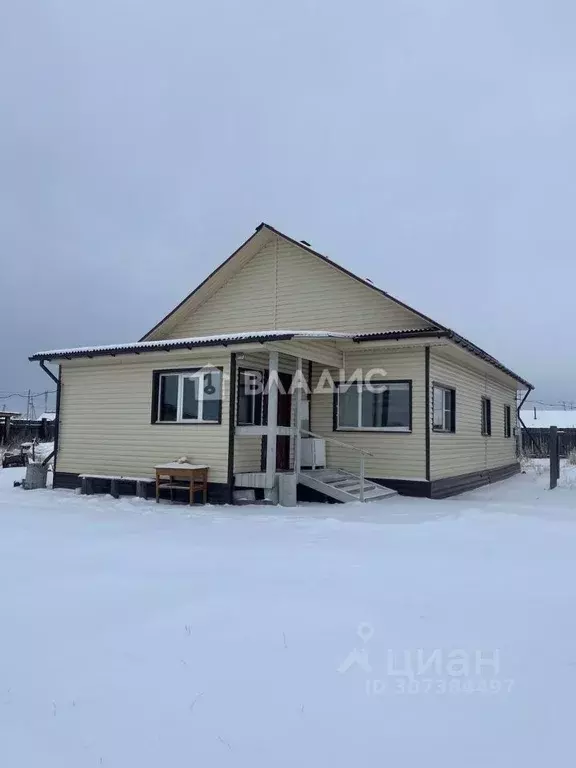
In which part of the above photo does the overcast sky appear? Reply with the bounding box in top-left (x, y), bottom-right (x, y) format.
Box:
top-left (1, 0), bottom-right (575, 414)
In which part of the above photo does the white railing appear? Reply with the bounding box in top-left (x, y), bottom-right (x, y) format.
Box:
top-left (299, 429), bottom-right (374, 502)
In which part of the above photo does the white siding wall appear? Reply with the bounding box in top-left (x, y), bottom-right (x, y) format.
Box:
top-left (58, 351), bottom-right (231, 484)
top-left (429, 350), bottom-right (518, 480)
top-left (309, 347), bottom-right (427, 479)
top-left (164, 236), bottom-right (429, 339)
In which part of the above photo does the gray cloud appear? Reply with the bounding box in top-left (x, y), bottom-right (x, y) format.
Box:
top-left (2, 0), bottom-right (575, 413)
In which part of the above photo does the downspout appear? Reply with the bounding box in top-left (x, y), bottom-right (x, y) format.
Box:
top-left (227, 352), bottom-right (237, 504)
top-left (517, 386), bottom-right (541, 457)
top-left (425, 346), bottom-right (431, 483)
top-left (38, 360), bottom-right (60, 469)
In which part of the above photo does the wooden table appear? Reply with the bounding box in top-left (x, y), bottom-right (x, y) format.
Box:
top-left (155, 463), bottom-right (209, 505)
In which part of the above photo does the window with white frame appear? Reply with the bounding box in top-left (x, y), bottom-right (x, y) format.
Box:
top-left (432, 385), bottom-right (456, 432)
top-left (237, 370), bottom-right (263, 426)
top-left (153, 368), bottom-right (222, 423)
top-left (336, 381), bottom-right (411, 431)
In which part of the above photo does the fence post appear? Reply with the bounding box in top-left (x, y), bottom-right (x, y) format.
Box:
top-left (550, 425), bottom-right (559, 489)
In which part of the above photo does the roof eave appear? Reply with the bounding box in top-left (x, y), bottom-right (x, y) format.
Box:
top-left (446, 332), bottom-right (533, 389)
top-left (29, 333), bottom-right (303, 363)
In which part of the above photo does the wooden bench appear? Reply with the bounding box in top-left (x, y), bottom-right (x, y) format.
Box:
top-left (79, 474), bottom-right (155, 499)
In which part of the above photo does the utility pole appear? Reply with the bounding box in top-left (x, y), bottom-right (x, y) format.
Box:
top-left (26, 390), bottom-right (36, 421)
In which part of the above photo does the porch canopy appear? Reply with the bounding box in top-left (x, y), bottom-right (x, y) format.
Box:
top-left (29, 328), bottom-right (449, 363)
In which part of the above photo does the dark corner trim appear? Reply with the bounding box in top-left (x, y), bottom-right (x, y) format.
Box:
top-left (425, 346), bottom-right (430, 481)
top-left (227, 352), bottom-right (237, 503)
top-left (308, 360), bottom-right (313, 424)
top-left (53, 365), bottom-right (62, 473)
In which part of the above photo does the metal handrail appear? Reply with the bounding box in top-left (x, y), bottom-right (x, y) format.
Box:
top-left (299, 429), bottom-right (374, 457)
top-left (299, 429), bottom-right (372, 501)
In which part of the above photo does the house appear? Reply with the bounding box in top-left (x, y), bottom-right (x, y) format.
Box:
top-left (30, 223), bottom-right (533, 502)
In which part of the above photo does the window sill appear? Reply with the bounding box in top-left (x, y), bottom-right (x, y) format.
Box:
top-left (336, 427), bottom-right (412, 433)
top-left (432, 428), bottom-right (456, 434)
top-left (154, 420), bottom-right (221, 426)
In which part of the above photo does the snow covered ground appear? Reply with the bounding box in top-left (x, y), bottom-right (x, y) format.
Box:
top-left (1, 463), bottom-right (576, 767)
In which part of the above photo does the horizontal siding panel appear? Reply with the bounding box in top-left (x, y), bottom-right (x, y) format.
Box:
top-left (309, 347), bottom-right (426, 479)
top-left (234, 436), bottom-right (262, 473)
top-left (429, 350), bottom-right (517, 480)
top-left (275, 240), bottom-right (429, 332)
top-left (58, 353), bottom-right (231, 483)
top-left (163, 242), bottom-right (277, 338)
top-left (164, 236), bottom-right (429, 339)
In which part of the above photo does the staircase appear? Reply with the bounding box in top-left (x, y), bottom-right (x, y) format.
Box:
top-left (299, 468), bottom-right (397, 504)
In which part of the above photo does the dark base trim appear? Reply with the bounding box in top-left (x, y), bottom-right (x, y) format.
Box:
top-left (53, 472), bottom-right (229, 504)
top-left (368, 477), bottom-right (430, 498)
top-left (53, 471), bottom-right (81, 490)
top-left (370, 462), bottom-right (521, 500)
top-left (429, 462), bottom-right (520, 499)
top-left (54, 464), bottom-right (521, 505)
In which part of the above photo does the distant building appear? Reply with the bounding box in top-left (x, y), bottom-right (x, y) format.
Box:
top-left (520, 409), bottom-right (576, 429)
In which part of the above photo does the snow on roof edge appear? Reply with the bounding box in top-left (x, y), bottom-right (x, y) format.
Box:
top-left (30, 330), bottom-right (357, 359)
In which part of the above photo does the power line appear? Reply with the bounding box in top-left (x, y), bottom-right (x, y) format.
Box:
top-left (0, 390), bottom-right (56, 400)
top-left (524, 399), bottom-right (576, 410)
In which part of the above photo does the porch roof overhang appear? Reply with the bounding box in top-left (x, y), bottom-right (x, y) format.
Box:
top-left (29, 330), bottom-right (356, 363)
top-left (29, 327), bottom-right (533, 389)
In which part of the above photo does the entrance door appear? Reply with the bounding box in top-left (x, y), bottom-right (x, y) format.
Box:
top-left (276, 372), bottom-right (292, 470)
top-left (262, 372), bottom-right (292, 471)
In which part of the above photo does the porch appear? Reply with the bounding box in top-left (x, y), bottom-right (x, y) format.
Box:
top-left (231, 342), bottom-right (398, 504)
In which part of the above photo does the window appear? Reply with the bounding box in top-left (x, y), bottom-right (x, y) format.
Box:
top-left (336, 381), bottom-right (411, 431)
top-left (432, 385), bottom-right (456, 432)
top-left (237, 370), bottom-right (263, 426)
top-left (153, 368), bottom-right (222, 423)
top-left (481, 397), bottom-right (492, 436)
top-left (504, 405), bottom-right (512, 438)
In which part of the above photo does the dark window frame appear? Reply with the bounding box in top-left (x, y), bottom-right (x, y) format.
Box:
top-left (151, 366), bottom-right (223, 425)
top-left (504, 404), bottom-right (512, 438)
top-left (481, 396), bottom-right (492, 436)
top-left (432, 383), bottom-right (456, 433)
top-left (334, 379), bottom-right (413, 433)
top-left (236, 368), bottom-right (264, 426)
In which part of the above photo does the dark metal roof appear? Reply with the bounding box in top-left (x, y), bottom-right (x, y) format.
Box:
top-left (29, 326), bottom-right (533, 388)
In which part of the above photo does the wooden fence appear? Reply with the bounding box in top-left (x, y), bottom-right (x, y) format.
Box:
top-left (0, 418), bottom-right (56, 446)
top-left (521, 427), bottom-right (576, 458)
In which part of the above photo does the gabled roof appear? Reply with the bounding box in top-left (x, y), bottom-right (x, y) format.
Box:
top-left (140, 222), bottom-right (439, 342)
top-left (137, 222), bottom-right (532, 389)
